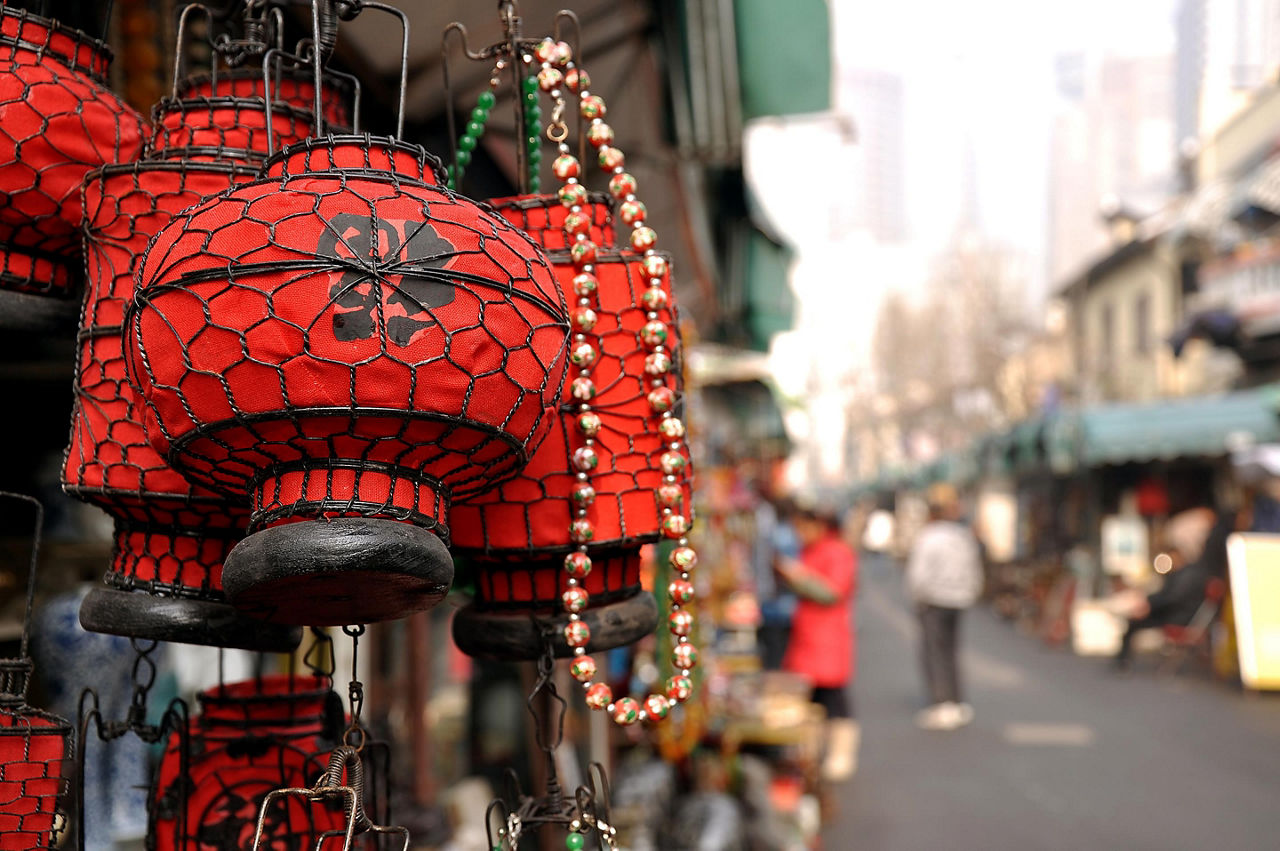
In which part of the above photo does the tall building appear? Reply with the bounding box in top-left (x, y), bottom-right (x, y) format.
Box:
top-left (1047, 52), bottom-right (1176, 287)
top-left (1175, 0), bottom-right (1206, 154)
top-left (840, 68), bottom-right (907, 243)
top-left (1195, 0), bottom-right (1280, 136)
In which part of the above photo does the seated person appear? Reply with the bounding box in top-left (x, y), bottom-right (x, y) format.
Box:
top-left (1113, 551), bottom-right (1210, 669)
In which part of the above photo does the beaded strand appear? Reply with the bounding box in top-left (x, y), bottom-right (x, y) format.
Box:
top-left (533, 38), bottom-right (697, 728)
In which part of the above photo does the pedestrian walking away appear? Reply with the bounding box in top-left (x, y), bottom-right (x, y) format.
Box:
top-left (905, 484), bottom-right (983, 731)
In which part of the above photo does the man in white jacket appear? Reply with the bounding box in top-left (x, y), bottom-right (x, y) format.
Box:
top-left (905, 485), bottom-right (984, 731)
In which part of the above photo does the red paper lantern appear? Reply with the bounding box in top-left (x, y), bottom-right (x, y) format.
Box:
top-left (150, 675), bottom-right (347, 851)
top-left (126, 137), bottom-right (570, 625)
top-left (66, 159), bottom-right (300, 652)
top-left (147, 96), bottom-right (318, 165)
top-left (175, 68), bottom-right (353, 133)
top-left (0, 662), bottom-right (71, 851)
top-left (0, 7), bottom-right (145, 308)
top-left (450, 195), bottom-right (691, 659)
top-left (0, 495), bottom-right (71, 851)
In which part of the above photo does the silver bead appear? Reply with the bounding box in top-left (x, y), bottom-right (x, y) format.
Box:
top-left (567, 577), bottom-right (578, 586)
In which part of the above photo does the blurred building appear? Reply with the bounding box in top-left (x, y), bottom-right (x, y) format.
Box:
top-left (840, 68), bottom-right (907, 244)
top-left (1048, 52), bottom-right (1177, 287)
top-left (1196, 0), bottom-right (1280, 137)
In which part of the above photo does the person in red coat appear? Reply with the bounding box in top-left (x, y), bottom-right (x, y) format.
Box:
top-left (778, 500), bottom-right (859, 781)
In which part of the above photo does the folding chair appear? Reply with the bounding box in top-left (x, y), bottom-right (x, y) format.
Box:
top-left (1158, 577), bottom-right (1227, 676)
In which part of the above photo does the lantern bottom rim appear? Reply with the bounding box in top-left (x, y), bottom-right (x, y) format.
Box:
top-left (0, 288), bottom-right (78, 334)
top-left (222, 517), bottom-right (453, 626)
top-left (78, 585), bottom-right (302, 651)
top-left (451, 591), bottom-right (659, 661)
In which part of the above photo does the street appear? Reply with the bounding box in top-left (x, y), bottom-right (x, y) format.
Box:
top-left (822, 562), bottom-right (1280, 850)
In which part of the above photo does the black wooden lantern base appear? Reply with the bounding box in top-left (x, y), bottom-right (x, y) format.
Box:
top-left (0, 289), bottom-right (79, 333)
top-left (221, 517), bottom-right (454, 626)
top-left (451, 591), bottom-right (659, 661)
top-left (78, 585), bottom-right (302, 651)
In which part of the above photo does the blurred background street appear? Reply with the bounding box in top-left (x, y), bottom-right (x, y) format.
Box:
top-left (824, 564), bottom-right (1280, 850)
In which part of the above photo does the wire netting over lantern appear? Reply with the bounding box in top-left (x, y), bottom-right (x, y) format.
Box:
top-left (0, 494), bottom-right (72, 851)
top-left (66, 159), bottom-right (301, 652)
top-left (175, 67), bottom-right (355, 135)
top-left (450, 194), bottom-right (690, 660)
top-left (150, 674), bottom-right (355, 851)
top-left (0, 5), bottom-right (145, 307)
top-left (126, 137), bottom-right (571, 626)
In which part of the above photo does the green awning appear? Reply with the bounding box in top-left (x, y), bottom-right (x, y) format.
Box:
top-left (734, 0), bottom-right (831, 120)
top-left (742, 227), bottom-right (795, 351)
top-left (1057, 385), bottom-right (1280, 466)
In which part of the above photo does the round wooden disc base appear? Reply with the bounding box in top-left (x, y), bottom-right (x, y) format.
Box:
top-left (78, 585), bottom-right (302, 651)
top-left (451, 591), bottom-right (659, 661)
top-left (222, 517), bottom-right (454, 626)
top-left (0, 289), bottom-right (78, 333)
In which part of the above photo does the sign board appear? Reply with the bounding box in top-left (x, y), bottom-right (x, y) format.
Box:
top-left (1100, 514), bottom-right (1149, 585)
top-left (1226, 532), bottom-right (1280, 690)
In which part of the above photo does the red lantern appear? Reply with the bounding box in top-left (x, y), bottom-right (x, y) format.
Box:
top-left (450, 195), bottom-right (690, 659)
top-left (150, 675), bottom-right (347, 850)
top-left (0, 494), bottom-right (71, 851)
top-left (126, 137), bottom-right (570, 626)
top-left (0, 662), bottom-right (71, 851)
top-left (175, 68), bottom-right (354, 133)
top-left (0, 7), bottom-right (145, 310)
top-left (147, 96), bottom-right (319, 165)
top-left (67, 159), bottom-right (300, 651)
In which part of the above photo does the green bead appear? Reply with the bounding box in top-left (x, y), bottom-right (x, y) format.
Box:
top-left (466, 120), bottom-right (485, 138)
top-left (530, 178), bottom-right (541, 192)
top-left (455, 149), bottom-right (472, 167)
top-left (528, 147), bottom-right (542, 164)
top-left (528, 103), bottom-right (542, 120)
top-left (478, 90), bottom-right (496, 109)
top-left (458, 134), bottom-right (477, 152)
top-left (565, 834), bottom-right (585, 851)
top-left (522, 76), bottom-right (538, 94)
top-left (525, 91), bottom-right (539, 106)
top-left (471, 106), bottom-right (490, 125)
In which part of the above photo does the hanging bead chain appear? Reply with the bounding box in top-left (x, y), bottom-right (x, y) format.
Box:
top-left (448, 63), bottom-right (544, 193)
top-left (533, 38), bottom-right (697, 728)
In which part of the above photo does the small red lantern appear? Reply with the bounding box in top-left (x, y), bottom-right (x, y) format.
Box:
top-left (147, 96), bottom-right (319, 165)
top-left (0, 6), bottom-right (145, 312)
top-left (150, 675), bottom-right (347, 850)
top-left (126, 137), bottom-right (570, 626)
top-left (450, 195), bottom-right (690, 659)
top-left (175, 67), bottom-right (354, 133)
top-left (0, 494), bottom-right (71, 851)
top-left (67, 159), bottom-right (300, 652)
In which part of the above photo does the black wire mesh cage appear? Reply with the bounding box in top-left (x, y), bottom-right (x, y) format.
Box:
top-left (0, 3), bottom-right (146, 315)
top-left (0, 494), bottom-right (73, 851)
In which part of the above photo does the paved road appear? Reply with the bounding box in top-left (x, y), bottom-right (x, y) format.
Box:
top-left (822, 561), bottom-right (1280, 850)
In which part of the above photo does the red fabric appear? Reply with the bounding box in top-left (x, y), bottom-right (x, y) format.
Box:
top-left (0, 712), bottom-right (70, 850)
top-left (65, 163), bottom-right (256, 598)
top-left (148, 98), bottom-right (314, 164)
top-left (782, 535), bottom-right (858, 688)
top-left (474, 549), bottom-right (641, 610)
top-left (0, 8), bottom-right (146, 295)
top-left (451, 198), bottom-right (691, 554)
top-left (488, 194), bottom-right (615, 252)
top-left (150, 675), bottom-right (344, 851)
top-left (127, 139), bottom-right (568, 532)
top-left (176, 68), bottom-right (352, 130)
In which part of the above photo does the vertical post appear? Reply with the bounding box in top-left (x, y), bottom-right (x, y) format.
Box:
top-left (407, 611), bottom-right (434, 805)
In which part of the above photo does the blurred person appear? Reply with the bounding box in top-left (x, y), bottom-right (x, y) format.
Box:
top-left (906, 484), bottom-right (983, 731)
top-left (1112, 546), bottom-right (1211, 671)
top-left (754, 495), bottom-right (799, 671)
top-left (777, 499), bottom-right (859, 782)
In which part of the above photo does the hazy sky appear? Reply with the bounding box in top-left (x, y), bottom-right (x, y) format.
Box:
top-left (832, 0), bottom-right (1177, 297)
